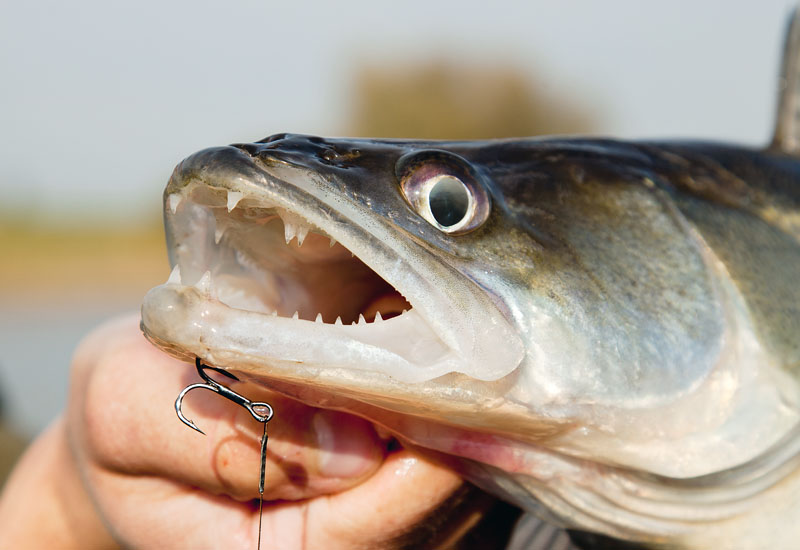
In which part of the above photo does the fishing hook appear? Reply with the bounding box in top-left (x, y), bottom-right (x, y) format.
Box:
top-left (175, 358), bottom-right (274, 549)
top-left (175, 357), bottom-right (274, 435)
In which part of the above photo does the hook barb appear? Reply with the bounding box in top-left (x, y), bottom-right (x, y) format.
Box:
top-left (175, 382), bottom-right (210, 435)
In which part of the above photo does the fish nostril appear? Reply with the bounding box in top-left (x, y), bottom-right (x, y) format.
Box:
top-left (231, 143), bottom-right (262, 156)
top-left (260, 133), bottom-right (289, 144)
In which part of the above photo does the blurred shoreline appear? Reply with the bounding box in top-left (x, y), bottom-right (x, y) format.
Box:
top-left (1, 218), bottom-right (168, 310)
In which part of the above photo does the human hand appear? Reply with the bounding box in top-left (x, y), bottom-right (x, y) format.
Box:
top-left (0, 315), bottom-right (513, 549)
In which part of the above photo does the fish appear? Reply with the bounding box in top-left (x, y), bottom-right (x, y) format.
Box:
top-left (140, 11), bottom-right (800, 550)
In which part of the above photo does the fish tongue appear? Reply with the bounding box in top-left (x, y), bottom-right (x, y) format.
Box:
top-left (362, 293), bottom-right (411, 321)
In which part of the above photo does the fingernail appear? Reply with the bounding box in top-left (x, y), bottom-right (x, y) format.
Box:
top-left (313, 411), bottom-right (377, 478)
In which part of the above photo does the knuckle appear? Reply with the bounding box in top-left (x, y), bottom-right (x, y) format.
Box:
top-left (212, 429), bottom-right (261, 501)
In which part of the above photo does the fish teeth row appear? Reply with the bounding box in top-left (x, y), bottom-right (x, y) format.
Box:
top-left (292, 312), bottom-right (389, 325)
top-left (286, 312), bottom-right (388, 325)
top-left (167, 189), bottom-right (339, 248)
top-left (165, 266), bottom-right (405, 325)
top-left (221, 189), bottom-right (332, 247)
top-left (275, 208), bottom-right (314, 246)
top-left (289, 312), bottom-right (385, 324)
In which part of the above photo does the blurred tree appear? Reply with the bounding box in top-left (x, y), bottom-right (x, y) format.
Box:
top-left (0, 385), bottom-right (27, 488)
top-left (348, 61), bottom-right (598, 139)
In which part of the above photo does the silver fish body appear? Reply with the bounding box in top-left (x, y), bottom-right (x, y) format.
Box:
top-left (141, 13), bottom-right (800, 550)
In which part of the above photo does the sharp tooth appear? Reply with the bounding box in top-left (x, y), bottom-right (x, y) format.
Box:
top-left (227, 191), bottom-right (243, 212)
top-left (374, 311), bottom-right (383, 322)
top-left (329, 237), bottom-right (337, 247)
top-left (358, 313), bottom-right (366, 324)
top-left (167, 193), bottom-right (183, 214)
top-left (315, 313), bottom-right (323, 323)
top-left (292, 311), bottom-right (299, 320)
top-left (195, 271), bottom-right (212, 295)
top-left (335, 316), bottom-right (342, 325)
top-left (167, 265), bottom-right (182, 284)
top-left (214, 227), bottom-right (225, 244)
top-left (277, 208), bottom-right (315, 247)
top-left (284, 221), bottom-right (297, 245)
top-left (214, 216), bottom-right (231, 244)
top-left (296, 225), bottom-right (309, 246)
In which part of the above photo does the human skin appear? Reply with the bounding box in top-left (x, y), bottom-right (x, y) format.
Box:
top-left (0, 315), bottom-right (511, 549)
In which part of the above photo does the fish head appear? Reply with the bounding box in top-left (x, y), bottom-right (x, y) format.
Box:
top-left (141, 133), bottom-right (800, 545)
top-left (142, 134), bottom-right (727, 446)
top-left (140, 6), bottom-right (800, 541)
top-left (142, 134), bottom-right (527, 431)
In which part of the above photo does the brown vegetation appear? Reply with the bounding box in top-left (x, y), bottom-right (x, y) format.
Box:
top-left (0, 218), bottom-right (167, 309)
top-left (348, 61), bottom-right (597, 139)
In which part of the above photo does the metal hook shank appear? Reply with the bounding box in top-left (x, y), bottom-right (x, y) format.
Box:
top-left (175, 358), bottom-right (274, 435)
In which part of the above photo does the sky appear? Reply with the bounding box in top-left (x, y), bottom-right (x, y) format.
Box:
top-left (1, 0), bottom-right (797, 225)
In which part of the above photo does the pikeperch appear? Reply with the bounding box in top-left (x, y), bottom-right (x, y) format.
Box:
top-left (141, 11), bottom-right (800, 549)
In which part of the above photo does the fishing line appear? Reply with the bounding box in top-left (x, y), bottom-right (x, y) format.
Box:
top-left (175, 358), bottom-right (274, 549)
top-left (257, 418), bottom-right (268, 549)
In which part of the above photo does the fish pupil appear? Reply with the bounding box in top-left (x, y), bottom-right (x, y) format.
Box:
top-left (428, 176), bottom-right (470, 227)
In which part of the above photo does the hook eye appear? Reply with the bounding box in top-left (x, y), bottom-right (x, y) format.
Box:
top-left (250, 402), bottom-right (274, 424)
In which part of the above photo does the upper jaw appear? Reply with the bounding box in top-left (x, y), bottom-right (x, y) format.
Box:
top-left (141, 145), bottom-right (524, 386)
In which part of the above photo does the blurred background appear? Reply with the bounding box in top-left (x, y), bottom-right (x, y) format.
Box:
top-left (0, 0), bottom-right (796, 484)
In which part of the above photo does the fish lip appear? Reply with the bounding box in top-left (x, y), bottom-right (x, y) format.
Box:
top-left (142, 145), bottom-right (525, 384)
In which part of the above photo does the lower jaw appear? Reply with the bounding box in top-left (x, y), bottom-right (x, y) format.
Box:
top-left (141, 279), bottom-right (454, 380)
top-left (141, 286), bottom-right (569, 450)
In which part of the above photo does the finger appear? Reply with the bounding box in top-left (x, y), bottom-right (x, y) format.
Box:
top-left (86, 449), bottom-right (473, 550)
top-left (303, 449), bottom-right (469, 549)
top-left (67, 315), bottom-right (385, 502)
top-left (86, 466), bottom-right (258, 549)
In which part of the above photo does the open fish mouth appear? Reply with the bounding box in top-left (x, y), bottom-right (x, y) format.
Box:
top-left (168, 198), bottom-right (413, 325)
top-left (141, 145), bottom-right (523, 386)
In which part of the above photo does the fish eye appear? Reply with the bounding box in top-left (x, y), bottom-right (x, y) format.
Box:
top-left (396, 150), bottom-right (490, 235)
top-left (428, 175), bottom-right (470, 227)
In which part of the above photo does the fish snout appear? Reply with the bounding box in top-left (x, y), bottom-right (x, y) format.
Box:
top-left (167, 145), bottom-right (265, 195)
